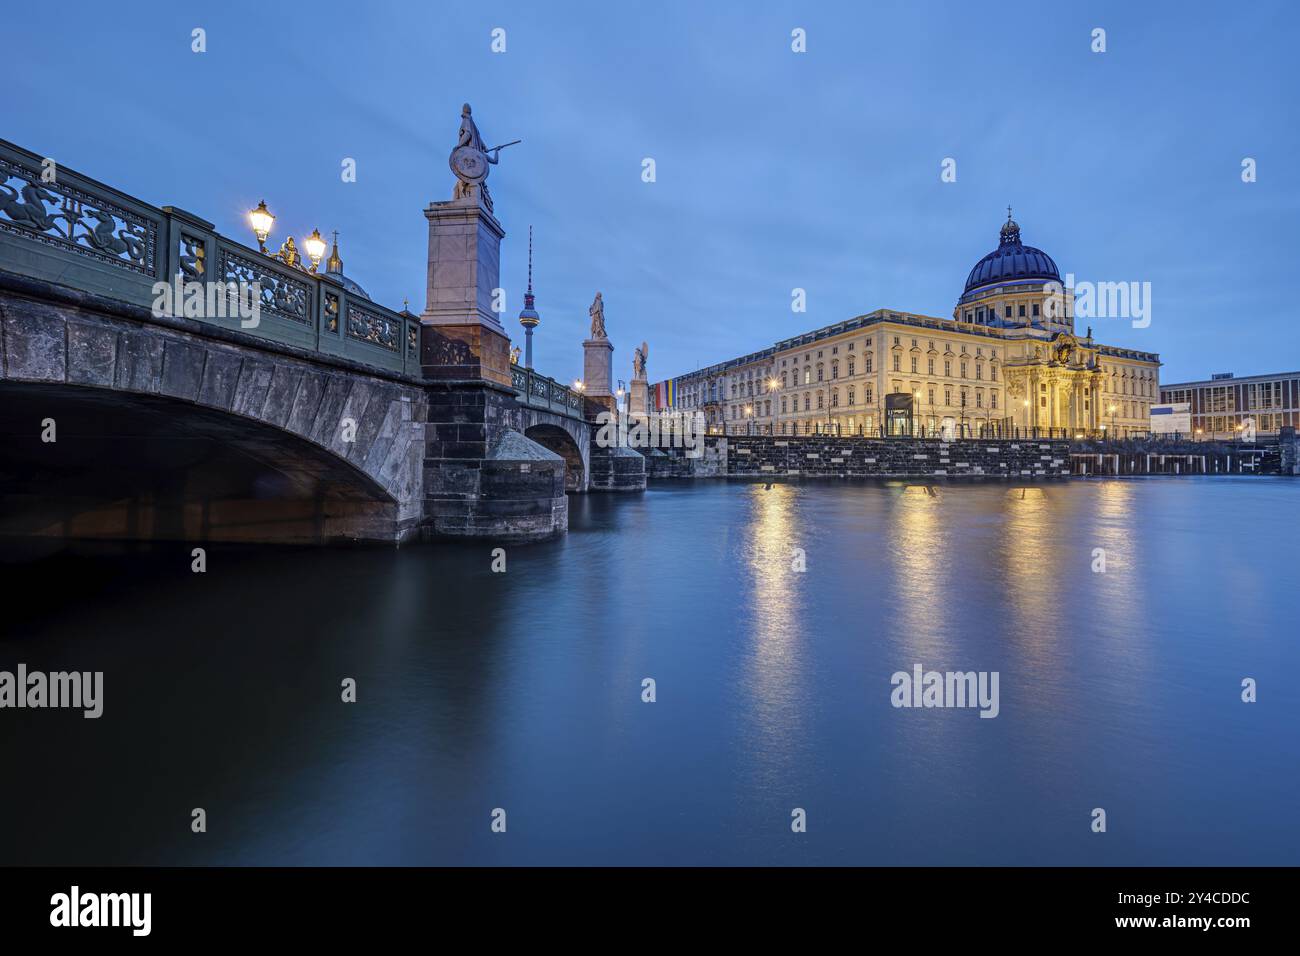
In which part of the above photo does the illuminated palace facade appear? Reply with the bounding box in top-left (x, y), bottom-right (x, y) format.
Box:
top-left (656, 216), bottom-right (1161, 438)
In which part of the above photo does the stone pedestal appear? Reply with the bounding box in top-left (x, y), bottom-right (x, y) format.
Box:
top-left (420, 193), bottom-right (511, 386)
top-left (583, 337), bottom-right (614, 396)
top-left (627, 378), bottom-right (650, 418)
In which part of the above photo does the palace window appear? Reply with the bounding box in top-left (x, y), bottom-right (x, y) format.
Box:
top-left (1005, 305), bottom-right (1012, 318)
top-left (944, 360), bottom-right (952, 376)
top-left (817, 365), bottom-right (824, 382)
top-left (928, 358), bottom-right (935, 375)
top-left (1019, 305), bottom-right (1026, 317)
top-left (893, 355), bottom-right (901, 372)
top-left (817, 392), bottom-right (824, 410)
top-left (803, 394), bottom-right (810, 411)
top-left (944, 388), bottom-right (951, 405)
top-left (928, 388), bottom-right (935, 404)
top-left (848, 359), bottom-right (855, 376)
top-left (1032, 304), bottom-right (1040, 316)
top-left (848, 386), bottom-right (855, 405)
top-left (781, 397), bottom-right (788, 414)
top-left (866, 386), bottom-right (874, 404)
top-left (831, 389), bottom-right (839, 408)
top-left (804, 368), bottom-right (811, 385)
top-left (865, 356), bottom-right (873, 373)
top-left (976, 391), bottom-right (983, 408)
top-left (976, 364), bottom-right (982, 380)
top-left (991, 391), bottom-right (998, 409)
top-left (965, 311), bottom-right (973, 322)
top-left (991, 364), bottom-right (997, 381)
top-left (961, 362), bottom-right (968, 378)
top-left (831, 361), bottom-right (839, 379)
top-left (976, 308), bottom-right (985, 322)
top-left (911, 357), bottom-right (918, 373)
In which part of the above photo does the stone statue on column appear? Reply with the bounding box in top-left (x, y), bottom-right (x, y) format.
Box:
top-left (582, 290), bottom-right (615, 412)
top-left (633, 341), bottom-right (648, 380)
top-left (447, 103), bottom-right (520, 211)
top-left (589, 292), bottom-right (607, 339)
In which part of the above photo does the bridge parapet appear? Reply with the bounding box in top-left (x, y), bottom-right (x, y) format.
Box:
top-left (0, 139), bottom-right (422, 380)
top-left (510, 365), bottom-right (583, 419)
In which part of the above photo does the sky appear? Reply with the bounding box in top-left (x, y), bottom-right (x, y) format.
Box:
top-left (6, 0), bottom-right (1298, 385)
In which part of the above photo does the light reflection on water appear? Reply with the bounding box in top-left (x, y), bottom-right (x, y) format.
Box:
top-left (1, 477), bottom-right (1297, 865)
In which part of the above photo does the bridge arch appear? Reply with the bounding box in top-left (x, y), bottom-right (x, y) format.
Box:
top-left (0, 293), bottom-right (426, 543)
top-left (524, 422), bottom-right (586, 492)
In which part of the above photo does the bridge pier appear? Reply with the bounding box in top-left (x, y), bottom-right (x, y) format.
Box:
top-left (420, 379), bottom-right (570, 540)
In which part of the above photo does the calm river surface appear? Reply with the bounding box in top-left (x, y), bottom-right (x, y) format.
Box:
top-left (2, 478), bottom-right (1298, 865)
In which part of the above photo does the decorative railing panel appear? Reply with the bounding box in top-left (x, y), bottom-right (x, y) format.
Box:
top-left (219, 247), bottom-right (311, 324)
top-left (0, 155), bottom-right (157, 276)
top-left (346, 303), bottom-right (401, 351)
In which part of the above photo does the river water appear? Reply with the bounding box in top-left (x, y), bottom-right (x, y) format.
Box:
top-left (2, 477), bottom-right (1297, 865)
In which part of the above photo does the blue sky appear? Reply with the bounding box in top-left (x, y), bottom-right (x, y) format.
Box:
top-left (7, 0), bottom-right (1297, 384)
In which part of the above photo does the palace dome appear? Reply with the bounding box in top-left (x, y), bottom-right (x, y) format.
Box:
top-left (961, 215), bottom-right (1059, 297)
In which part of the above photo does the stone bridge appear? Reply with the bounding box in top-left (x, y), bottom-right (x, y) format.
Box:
top-left (0, 136), bottom-right (643, 544)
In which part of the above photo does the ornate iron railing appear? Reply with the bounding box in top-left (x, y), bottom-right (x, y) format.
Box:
top-left (0, 138), bottom-right (422, 379)
top-left (510, 365), bottom-right (583, 418)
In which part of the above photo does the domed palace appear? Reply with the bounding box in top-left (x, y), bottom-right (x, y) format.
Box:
top-left (657, 212), bottom-right (1161, 438)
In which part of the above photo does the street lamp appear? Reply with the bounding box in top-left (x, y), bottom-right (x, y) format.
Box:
top-left (1108, 404), bottom-right (1118, 439)
top-left (248, 200), bottom-right (274, 253)
top-left (303, 228), bottom-right (327, 273)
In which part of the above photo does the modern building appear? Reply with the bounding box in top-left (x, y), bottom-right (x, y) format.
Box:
top-left (1160, 371), bottom-right (1300, 438)
top-left (656, 215), bottom-right (1161, 438)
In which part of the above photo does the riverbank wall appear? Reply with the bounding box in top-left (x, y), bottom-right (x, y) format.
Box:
top-left (644, 435), bottom-right (1070, 480)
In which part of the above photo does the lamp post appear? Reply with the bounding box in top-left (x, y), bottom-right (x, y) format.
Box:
top-left (1108, 403), bottom-right (1118, 440)
top-left (248, 200), bottom-right (274, 253)
top-left (303, 228), bottom-right (327, 273)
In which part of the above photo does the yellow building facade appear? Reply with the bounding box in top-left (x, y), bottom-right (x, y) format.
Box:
top-left (660, 216), bottom-right (1160, 438)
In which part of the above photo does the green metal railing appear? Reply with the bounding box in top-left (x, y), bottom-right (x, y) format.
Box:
top-left (0, 138), bottom-right (422, 379)
top-left (510, 365), bottom-right (583, 418)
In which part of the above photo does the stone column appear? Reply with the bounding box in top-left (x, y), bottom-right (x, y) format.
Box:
top-left (583, 337), bottom-right (615, 417)
top-left (627, 378), bottom-right (649, 418)
top-left (420, 192), bottom-right (511, 386)
top-left (1030, 371), bottom-right (1040, 430)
